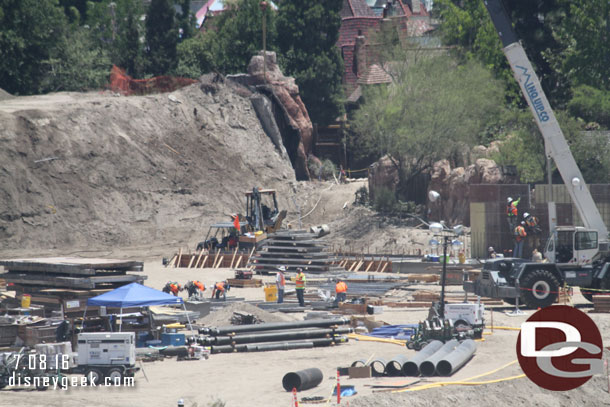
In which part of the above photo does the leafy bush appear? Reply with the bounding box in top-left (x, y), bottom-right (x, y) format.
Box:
top-left (568, 85), bottom-right (610, 129)
top-left (320, 159), bottom-right (336, 180)
top-left (354, 185), bottom-right (369, 206)
top-left (373, 187), bottom-right (397, 214)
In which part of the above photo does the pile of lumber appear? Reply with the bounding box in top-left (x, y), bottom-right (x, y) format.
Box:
top-left (226, 278), bottom-right (263, 288)
top-left (592, 295), bottom-right (610, 313)
top-left (338, 258), bottom-right (392, 273)
top-left (0, 257), bottom-right (146, 315)
top-left (248, 231), bottom-right (344, 274)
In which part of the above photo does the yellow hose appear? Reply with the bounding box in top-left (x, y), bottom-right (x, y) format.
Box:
top-left (394, 360), bottom-right (521, 393)
top-left (347, 333), bottom-right (407, 346)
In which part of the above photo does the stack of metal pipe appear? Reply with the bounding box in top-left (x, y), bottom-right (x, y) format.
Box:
top-left (351, 339), bottom-right (476, 377)
top-left (198, 318), bottom-right (352, 354)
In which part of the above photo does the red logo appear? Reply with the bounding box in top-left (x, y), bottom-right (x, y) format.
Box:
top-left (516, 305), bottom-right (603, 391)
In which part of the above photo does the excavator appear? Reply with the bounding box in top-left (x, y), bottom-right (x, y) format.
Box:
top-left (463, 0), bottom-right (610, 308)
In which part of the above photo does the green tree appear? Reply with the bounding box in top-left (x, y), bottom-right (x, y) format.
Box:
top-left (350, 51), bottom-right (505, 199)
top-left (42, 27), bottom-right (111, 92)
top-left (548, 0), bottom-right (610, 90)
top-left (85, 0), bottom-right (145, 76)
top-left (178, 0), bottom-right (196, 41)
top-left (434, 0), bottom-right (571, 106)
top-left (206, 0), bottom-right (276, 74)
top-left (175, 33), bottom-right (215, 78)
top-left (0, 0), bottom-right (67, 94)
top-left (567, 85), bottom-right (610, 128)
top-left (276, 0), bottom-right (344, 126)
top-left (145, 0), bottom-right (178, 75)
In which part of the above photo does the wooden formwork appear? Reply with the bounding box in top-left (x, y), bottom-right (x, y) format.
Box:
top-left (166, 248), bottom-right (253, 269)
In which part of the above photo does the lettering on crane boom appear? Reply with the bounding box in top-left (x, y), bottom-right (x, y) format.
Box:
top-left (516, 65), bottom-right (550, 123)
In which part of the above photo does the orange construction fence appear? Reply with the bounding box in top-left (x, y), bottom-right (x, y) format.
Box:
top-left (108, 65), bottom-right (197, 96)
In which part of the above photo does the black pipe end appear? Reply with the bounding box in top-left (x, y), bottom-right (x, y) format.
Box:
top-left (437, 360), bottom-right (452, 376)
top-left (371, 361), bottom-right (386, 376)
top-left (385, 362), bottom-right (403, 376)
top-left (402, 362), bottom-right (419, 377)
top-left (282, 372), bottom-right (301, 392)
top-left (419, 361), bottom-right (436, 377)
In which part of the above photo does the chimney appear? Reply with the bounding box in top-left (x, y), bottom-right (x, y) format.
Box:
top-left (412, 0), bottom-right (421, 14)
top-left (354, 35), bottom-right (367, 78)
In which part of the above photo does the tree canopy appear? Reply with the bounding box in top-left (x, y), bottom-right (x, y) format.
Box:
top-left (276, 0), bottom-right (345, 126)
top-left (351, 51), bottom-right (505, 198)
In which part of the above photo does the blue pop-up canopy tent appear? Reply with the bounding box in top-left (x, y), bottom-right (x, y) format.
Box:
top-left (85, 283), bottom-right (191, 331)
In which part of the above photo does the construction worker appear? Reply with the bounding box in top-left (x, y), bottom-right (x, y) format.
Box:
top-left (532, 248), bottom-right (543, 262)
top-left (276, 266), bottom-right (286, 304)
top-left (488, 246), bottom-right (497, 259)
top-left (514, 221), bottom-right (527, 259)
top-left (523, 212), bottom-right (542, 248)
top-left (506, 196), bottom-right (520, 230)
top-left (163, 282), bottom-right (182, 296)
top-left (295, 268), bottom-right (306, 307)
top-left (184, 280), bottom-right (205, 298)
top-left (334, 278), bottom-right (348, 305)
top-left (212, 280), bottom-right (230, 301)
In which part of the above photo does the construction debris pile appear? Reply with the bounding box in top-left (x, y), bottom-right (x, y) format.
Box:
top-left (198, 318), bottom-right (352, 354)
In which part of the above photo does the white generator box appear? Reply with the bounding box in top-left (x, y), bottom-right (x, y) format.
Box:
top-left (77, 332), bottom-right (136, 366)
top-left (445, 303), bottom-right (485, 326)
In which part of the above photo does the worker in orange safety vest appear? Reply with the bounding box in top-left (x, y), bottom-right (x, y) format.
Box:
top-left (212, 281), bottom-right (230, 300)
top-left (334, 279), bottom-right (348, 305)
top-left (513, 221), bottom-right (527, 259)
top-left (295, 268), bottom-right (306, 307)
top-left (163, 281), bottom-right (182, 296)
top-left (506, 196), bottom-right (520, 230)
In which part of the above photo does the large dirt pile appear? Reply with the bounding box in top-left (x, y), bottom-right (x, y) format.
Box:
top-left (0, 80), bottom-right (296, 252)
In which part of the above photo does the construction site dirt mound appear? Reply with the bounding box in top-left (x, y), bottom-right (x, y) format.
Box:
top-left (200, 302), bottom-right (293, 326)
top-left (0, 82), bottom-right (296, 252)
top-left (0, 88), bottom-right (13, 101)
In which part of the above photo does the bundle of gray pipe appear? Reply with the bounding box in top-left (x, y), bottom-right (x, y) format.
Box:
top-left (436, 339), bottom-right (476, 376)
top-left (419, 339), bottom-right (459, 376)
top-left (402, 340), bottom-right (444, 376)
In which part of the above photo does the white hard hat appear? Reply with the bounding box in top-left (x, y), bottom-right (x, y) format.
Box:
top-left (523, 212), bottom-right (530, 218)
top-left (507, 197), bottom-right (513, 203)
top-left (278, 266), bottom-right (286, 271)
top-left (488, 246), bottom-right (494, 252)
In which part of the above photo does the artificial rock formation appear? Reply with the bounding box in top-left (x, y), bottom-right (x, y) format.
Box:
top-left (246, 51), bottom-right (313, 180)
top-left (428, 158), bottom-right (515, 225)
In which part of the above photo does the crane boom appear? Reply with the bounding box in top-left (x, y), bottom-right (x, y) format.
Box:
top-left (484, 0), bottom-right (609, 239)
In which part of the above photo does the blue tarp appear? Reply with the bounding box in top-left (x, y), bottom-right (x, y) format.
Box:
top-left (87, 282), bottom-right (183, 307)
top-left (363, 324), bottom-right (418, 340)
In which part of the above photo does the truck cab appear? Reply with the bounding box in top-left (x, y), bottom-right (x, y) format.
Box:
top-left (545, 226), bottom-right (600, 265)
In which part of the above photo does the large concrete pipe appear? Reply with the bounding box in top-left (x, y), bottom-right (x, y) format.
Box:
top-left (402, 340), bottom-right (444, 376)
top-left (205, 318), bottom-right (350, 335)
top-left (386, 354), bottom-right (411, 376)
top-left (351, 359), bottom-right (367, 367)
top-left (419, 340), bottom-right (459, 377)
top-left (370, 359), bottom-right (387, 376)
top-left (282, 368), bottom-right (324, 391)
top-left (436, 339), bottom-right (477, 376)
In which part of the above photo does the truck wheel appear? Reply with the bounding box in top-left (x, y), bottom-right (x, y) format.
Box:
top-left (85, 368), bottom-right (104, 385)
top-left (106, 368), bottom-right (124, 385)
top-left (520, 269), bottom-right (560, 308)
